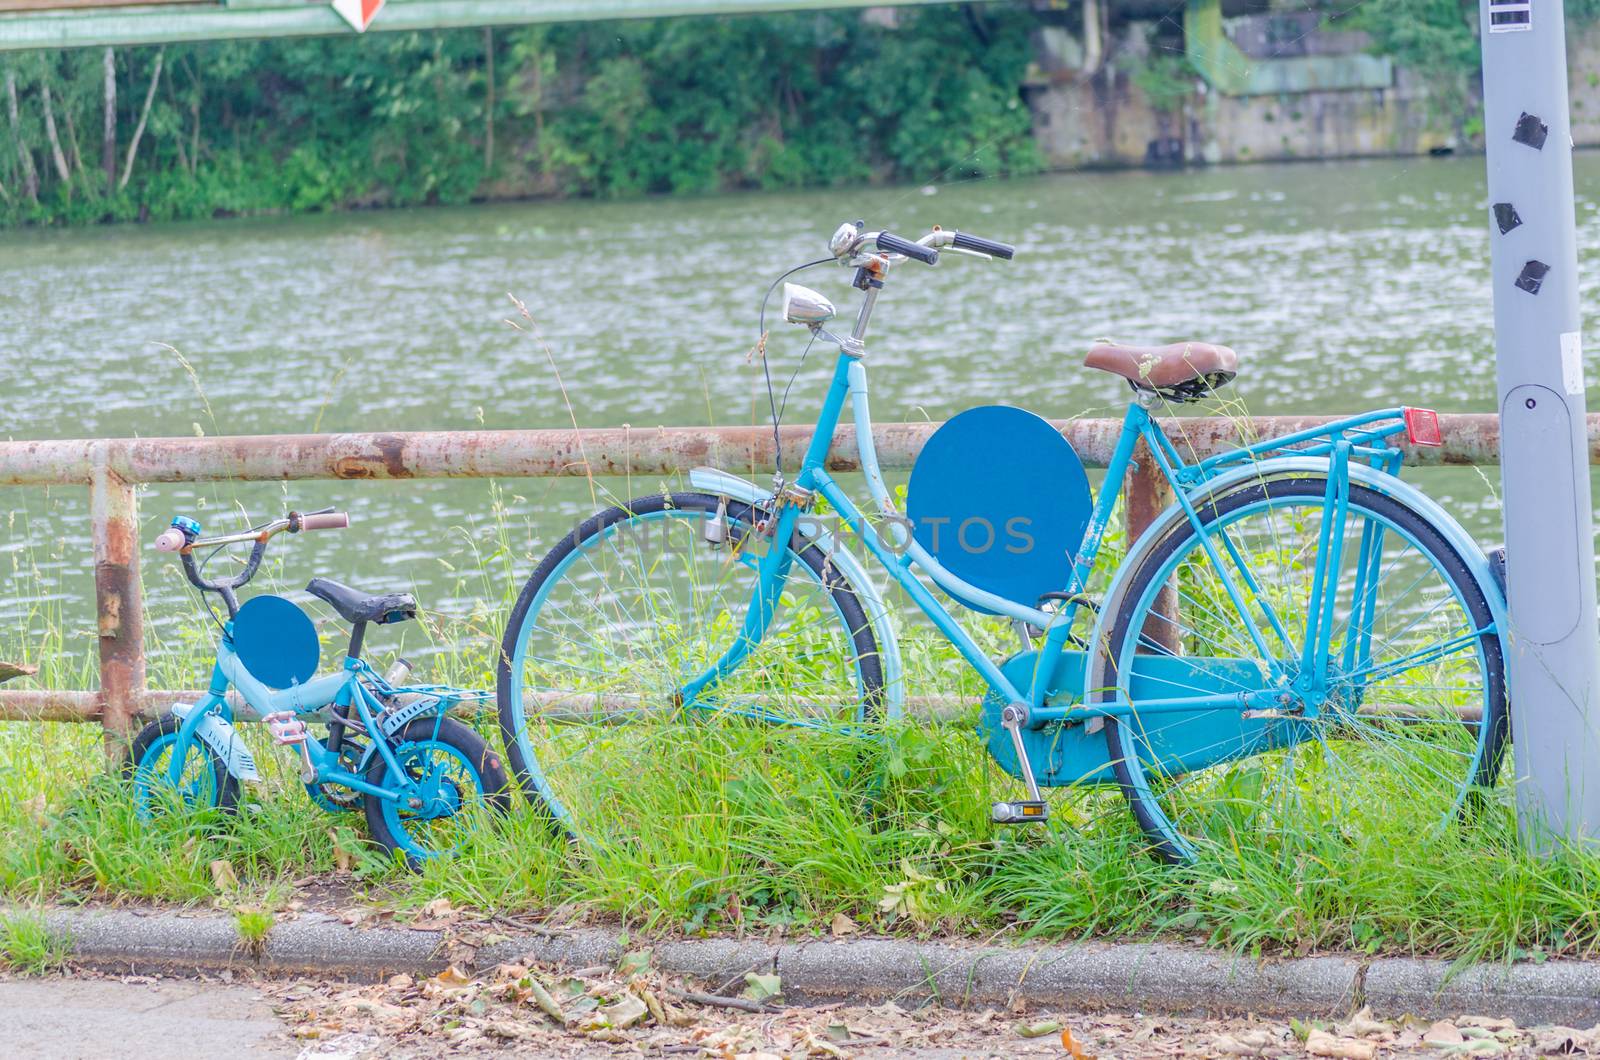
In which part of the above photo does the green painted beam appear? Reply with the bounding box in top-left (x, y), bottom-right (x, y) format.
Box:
top-left (1183, 0), bottom-right (1391, 97)
top-left (0, 0), bottom-right (992, 51)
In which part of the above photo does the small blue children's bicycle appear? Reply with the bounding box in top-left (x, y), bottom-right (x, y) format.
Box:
top-left (497, 221), bottom-right (1510, 864)
top-left (129, 508), bottom-right (509, 869)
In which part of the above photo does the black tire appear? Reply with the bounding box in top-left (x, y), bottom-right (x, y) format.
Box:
top-left (496, 490), bottom-right (885, 825)
top-left (1099, 477), bottom-right (1509, 863)
top-left (362, 717), bottom-right (511, 872)
top-left (125, 713), bottom-right (241, 816)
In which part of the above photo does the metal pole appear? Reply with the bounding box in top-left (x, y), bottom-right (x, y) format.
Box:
top-left (1126, 436), bottom-right (1180, 653)
top-left (1478, 0), bottom-right (1600, 844)
top-left (90, 447), bottom-right (145, 762)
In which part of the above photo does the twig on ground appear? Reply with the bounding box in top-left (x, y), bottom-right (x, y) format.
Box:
top-left (666, 986), bottom-right (778, 1014)
top-left (711, 967), bottom-right (760, 997)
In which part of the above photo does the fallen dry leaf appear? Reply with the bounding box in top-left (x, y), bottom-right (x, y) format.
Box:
top-left (1305, 1028), bottom-right (1378, 1059)
top-left (803, 1032), bottom-right (850, 1058)
top-left (1062, 1025), bottom-right (1096, 1059)
top-left (1337, 1006), bottom-right (1392, 1038)
top-left (1531, 1024), bottom-right (1599, 1054)
top-left (1426, 1021), bottom-right (1467, 1046)
top-left (595, 991), bottom-right (648, 1031)
top-left (1214, 1029), bottom-right (1273, 1055)
top-left (338, 997), bottom-right (406, 1020)
top-left (1017, 1019), bottom-right (1063, 1039)
top-left (484, 1019), bottom-right (532, 1040)
top-left (434, 965), bottom-right (471, 987)
top-left (208, 859), bottom-right (238, 892)
top-left (524, 976), bottom-right (565, 1023)
top-left (328, 828), bottom-right (356, 873)
top-left (742, 972), bottom-right (782, 1003)
top-left (830, 912), bottom-right (859, 937)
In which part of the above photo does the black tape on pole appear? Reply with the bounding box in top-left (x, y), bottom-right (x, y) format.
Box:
top-left (1515, 259), bottom-right (1551, 294)
top-left (1513, 112), bottom-right (1550, 149)
top-left (1494, 202), bottom-right (1524, 234)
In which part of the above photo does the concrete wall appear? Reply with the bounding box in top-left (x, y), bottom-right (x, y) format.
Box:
top-left (1026, 16), bottom-right (1600, 169)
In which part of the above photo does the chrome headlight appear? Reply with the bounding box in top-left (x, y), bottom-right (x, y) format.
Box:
top-left (781, 283), bottom-right (836, 326)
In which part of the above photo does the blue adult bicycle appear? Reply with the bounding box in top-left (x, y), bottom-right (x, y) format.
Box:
top-left (497, 221), bottom-right (1509, 863)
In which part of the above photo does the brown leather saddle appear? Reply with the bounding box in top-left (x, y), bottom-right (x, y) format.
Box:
top-left (1083, 341), bottom-right (1239, 403)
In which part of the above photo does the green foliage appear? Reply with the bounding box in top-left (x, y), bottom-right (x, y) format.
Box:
top-left (1129, 51), bottom-right (1198, 115)
top-left (0, 8), bottom-right (1041, 228)
top-left (1343, 0), bottom-right (1479, 131)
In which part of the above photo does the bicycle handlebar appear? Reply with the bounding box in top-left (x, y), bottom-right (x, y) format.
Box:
top-left (875, 231), bottom-right (939, 266)
top-left (154, 508), bottom-right (349, 597)
top-left (950, 231), bottom-right (1015, 260)
top-left (295, 511), bottom-right (350, 532)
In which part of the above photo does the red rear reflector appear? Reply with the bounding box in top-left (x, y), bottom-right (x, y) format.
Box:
top-left (1403, 407), bottom-right (1443, 447)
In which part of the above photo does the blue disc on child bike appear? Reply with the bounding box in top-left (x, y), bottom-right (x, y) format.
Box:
top-left (232, 594), bottom-right (320, 689)
top-left (906, 405), bottom-right (1092, 614)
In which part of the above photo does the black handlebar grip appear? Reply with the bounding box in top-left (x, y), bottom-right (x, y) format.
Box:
top-left (951, 231), bottom-right (1016, 260)
top-left (876, 231), bottom-right (939, 265)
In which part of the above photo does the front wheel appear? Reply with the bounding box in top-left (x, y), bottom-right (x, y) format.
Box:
top-left (496, 491), bottom-right (886, 844)
top-left (363, 717), bottom-right (510, 871)
top-left (125, 713), bottom-right (240, 819)
top-left (1096, 476), bottom-right (1509, 862)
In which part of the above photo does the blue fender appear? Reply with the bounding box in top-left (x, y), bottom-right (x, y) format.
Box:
top-left (688, 466), bottom-right (905, 719)
top-left (1084, 455), bottom-right (1510, 706)
top-left (170, 701), bottom-right (261, 781)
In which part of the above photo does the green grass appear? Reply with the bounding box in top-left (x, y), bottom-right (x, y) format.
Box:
top-left (0, 910), bottom-right (69, 975)
top-left (6, 697), bottom-right (1600, 967)
top-left (234, 907), bottom-right (275, 950)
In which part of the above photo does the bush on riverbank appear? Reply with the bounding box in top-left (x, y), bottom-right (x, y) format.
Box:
top-left (0, 8), bottom-right (1041, 228)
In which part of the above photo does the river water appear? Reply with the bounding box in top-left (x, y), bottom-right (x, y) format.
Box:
top-left (4, 155), bottom-right (1599, 668)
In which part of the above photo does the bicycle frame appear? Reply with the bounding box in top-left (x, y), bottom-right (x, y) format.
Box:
top-left (167, 630), bottom-right (449, 806)
top-left (682, 337), bottom-right (1467, 735)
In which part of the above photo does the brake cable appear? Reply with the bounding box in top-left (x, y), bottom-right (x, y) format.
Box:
top-left (755, 257), bottom-right (834, 478)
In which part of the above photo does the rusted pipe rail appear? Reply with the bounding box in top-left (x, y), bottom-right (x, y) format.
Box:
top-left (0, 413), bottom-right (1562, 747)
top-left (0, 414), bottom-right (1523, 487)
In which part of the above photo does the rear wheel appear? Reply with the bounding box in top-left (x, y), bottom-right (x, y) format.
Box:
top-left (363, 717), bottom-right (510, 871)
top-left (496, 491), bottom-right (886, 844)
top-left (1097, 477), bottom-right (1508, 862)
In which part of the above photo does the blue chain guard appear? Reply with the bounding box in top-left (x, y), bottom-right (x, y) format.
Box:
top-left (982, 651), bottom-right (1283, 785)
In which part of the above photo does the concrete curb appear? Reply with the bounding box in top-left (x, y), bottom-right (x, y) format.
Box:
top-left (20, 906), bottom-right (1600, 1025)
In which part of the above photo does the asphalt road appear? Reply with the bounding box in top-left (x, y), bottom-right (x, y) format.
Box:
top-left (0, 977), bottom-right (298, 1059)
top-left (3, 970), bottom-right (1583, 1059)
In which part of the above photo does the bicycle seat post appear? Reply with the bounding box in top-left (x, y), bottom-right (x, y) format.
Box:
top-left (346, 619), bottom-right (368, 662)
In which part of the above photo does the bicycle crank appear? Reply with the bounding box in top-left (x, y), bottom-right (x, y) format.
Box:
top-left (991, 702), bottom-right (1050, 825)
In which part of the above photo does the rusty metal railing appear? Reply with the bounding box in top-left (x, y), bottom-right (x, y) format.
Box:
top-left (0, 413), bottom-right (1539, 755)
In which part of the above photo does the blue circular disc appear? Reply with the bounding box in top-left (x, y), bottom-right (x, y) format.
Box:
top-left (906, 405), bottom-right (1093, 613)
top-left (232, 594), bottom-right (320, 689)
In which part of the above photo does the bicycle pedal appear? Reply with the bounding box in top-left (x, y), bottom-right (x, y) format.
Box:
top-left (263, 710), bottom-right (309, 746)
top-left (991, 800), bottom-right (1049, 825)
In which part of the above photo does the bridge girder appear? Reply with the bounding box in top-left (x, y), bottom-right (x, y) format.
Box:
top-left (0, 0), bottom-right (1002, 52)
